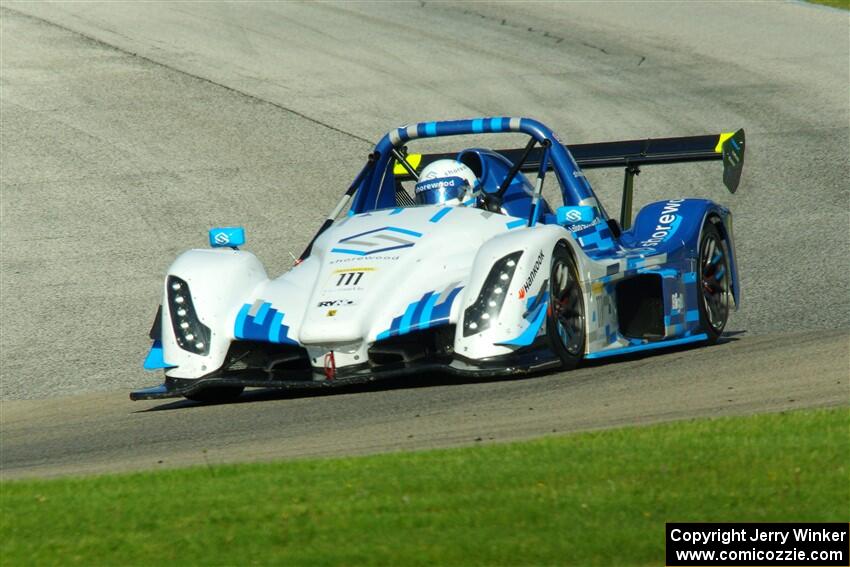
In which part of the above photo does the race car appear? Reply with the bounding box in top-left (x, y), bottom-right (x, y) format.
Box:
top-left (132, 117), bottom-right (745, 402)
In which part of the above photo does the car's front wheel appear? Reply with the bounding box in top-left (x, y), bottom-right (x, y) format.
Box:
top-left (546, 242), bottom-right (585, 369)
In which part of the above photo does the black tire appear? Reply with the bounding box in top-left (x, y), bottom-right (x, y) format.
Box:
top-left (185, 386), bottom-right (244, 403)
top-left (698, 220), bottom-right (732, 343)
top-left (546, 242), bottom-right (585, 369)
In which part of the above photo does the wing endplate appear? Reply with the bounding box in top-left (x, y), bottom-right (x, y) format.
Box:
top-left (720, 129), bottom-right (745, 193)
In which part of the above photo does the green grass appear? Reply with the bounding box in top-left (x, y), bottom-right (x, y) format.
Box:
top-left (2, 408), bottom-right (848, 566)
top-left (808, 0), bottom-right (849, 9)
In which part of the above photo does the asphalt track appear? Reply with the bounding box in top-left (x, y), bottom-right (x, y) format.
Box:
top-left (1, 2), bottom-right (848, 478)
top-left (3, 330), bottom-right (847, 479)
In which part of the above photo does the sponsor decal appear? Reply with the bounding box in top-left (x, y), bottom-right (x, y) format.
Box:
top-left (424, 164), bottom-right (468, 179)
top-left (566, 220), bottom-right (598, 233)
top-left (518, 250), bottom-right (545, 299)
top-left (208, 227), bottom-right (245, 248)
top-left (317, 299), bottom-right (355, 308)
top-left (564, 209), bottom-right (583, 222)
top-left (326, 268), bottom-right (373, 292)
top-left (335, 271), bottom-right (365, 287)
top-left (414, 176), bottom-right (466, 194)
top-left (327, 310), bottom-right (338, 317)
top-left (332, 226), bottom-right (422, 256)
top-left (640, 199), bottom-right (684, 247)
top-left (671, 292), bottom-right (683, 312)
top-left (330, 255), bottom-right (399, 264)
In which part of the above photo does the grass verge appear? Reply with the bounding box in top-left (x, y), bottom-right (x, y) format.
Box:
top-left (808, 0), bottom-right (849, 9)
top-left (2, 407), bottom-right (848, 566)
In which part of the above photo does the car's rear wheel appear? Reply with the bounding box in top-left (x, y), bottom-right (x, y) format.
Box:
top-left (185, 385), bottom-right (244, 403)
top-left (698, 220), bottom-right (731, 343)
top-left (546, 242), bottom-right (585, 369)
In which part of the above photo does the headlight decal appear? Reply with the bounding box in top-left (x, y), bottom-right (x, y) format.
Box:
top-left (167, 276), bottom-right (211, 355)
top-left (463, 251), bottom-right (523, 337)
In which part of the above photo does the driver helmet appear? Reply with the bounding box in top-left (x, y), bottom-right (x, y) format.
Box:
top-left (414, 159), bottom-right (479, 206)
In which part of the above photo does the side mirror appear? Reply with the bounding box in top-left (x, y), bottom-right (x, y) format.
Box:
top-left (209, 227), bottom-right (245, 249)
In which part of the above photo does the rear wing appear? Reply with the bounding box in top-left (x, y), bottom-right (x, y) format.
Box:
top-left (396, 129), bottom-right (745, 193)
top-left (394, 128), bottom-right (745, 229)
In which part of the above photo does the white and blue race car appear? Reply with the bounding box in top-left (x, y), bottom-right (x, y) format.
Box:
top-left (132, 117), bottom-right (745, 402)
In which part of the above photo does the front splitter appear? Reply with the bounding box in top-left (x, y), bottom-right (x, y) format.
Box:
top-left (130, 350), bottom-right (561, 401)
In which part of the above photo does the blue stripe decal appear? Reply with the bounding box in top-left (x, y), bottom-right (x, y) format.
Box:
top-left (234, 301), bottom-right (297, 344)
top-left (489, 117), bottom-right (502, 132)
top-left (524, 290), bottom-right (548, 316)
top-left (432, 287), bottom-right (462, 320)
top-left (685, 309), bottom-right (700, 322)
top-left (410, 292), bottom-right (432, 328)
top-left (425, 122), bottom-right (437, 136)
top-left (496, 302), bottom-right (547, 346)
top-left (472, 118), bottom-right (484, 133)
top-left (143, 340), bottom-right (176, 370)
top-left (506, 219), bottom-right (526, 230)
top-left (418, 292), bottom-right (440, 328)
top-left (384, 226), bottom-right (423, 237)
top-left (430, 208), bottom-right (452, 223)
top-left (683, 271), bottom-right (698, 283)
top-left (243, 306), bottom-right (275, 340)
top-left (359, 243), bottom-right (415, 255)
top-left (270, 311), bottom-right (284, 342)
top-left (399, 301), bottom-right (418, 335)
top-left (330, 247), bottom-right (369, 256)
top-left (253, 302), bottom-right (271, 326)
top-left (341, 226), bottom-right (423, 240)
top-left (389, 207), bottom-right (403, 215)
top-left (377, 285), bottom-right (463, 340)
top-left (585, 333), bottom-right (708, 359)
